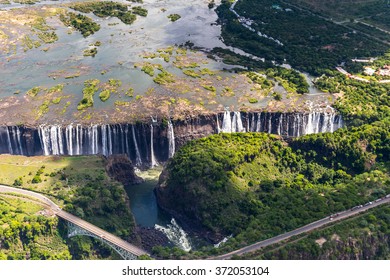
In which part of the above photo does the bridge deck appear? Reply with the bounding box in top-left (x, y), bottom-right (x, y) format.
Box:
top-left (0, 185), bottom-right (148, 257)
top-left (56, 210), bottom-right (148, 256)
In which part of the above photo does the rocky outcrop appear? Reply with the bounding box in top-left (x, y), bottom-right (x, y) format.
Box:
top-left (105, 155), bottom-right (144, 186)
top-left (155, 165), bottom-right (226, 244)
top-left (136, 227), bottom-right (171, 253)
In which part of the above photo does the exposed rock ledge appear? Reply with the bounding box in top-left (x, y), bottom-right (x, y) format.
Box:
top-left (105, 155), bottom-right (144, 186)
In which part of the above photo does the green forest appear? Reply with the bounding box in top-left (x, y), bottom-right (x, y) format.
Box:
top-left (157, 117), bottom-right (390, 254)
top-left (0, 156), bottom-right (137, 259)
top-left (216, 0), bottom-right (388, 75)
top-left (70, 1), bottom-right (137, 25)
top-left (237, 205), bottom-right (390, 260)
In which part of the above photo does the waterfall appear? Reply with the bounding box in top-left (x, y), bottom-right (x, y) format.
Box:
top-left (150, 124), bottom-right (157, 167)
top-left (268, 115), bottom-right (272, 134)
top-left (58, 127), bottom-right (64, 155)
top-left (295, 114), bottom-right (300, 137)
top-left (38, 125), bottom-right (50, 156)
top-left (155, 218), bottom-right (192, 252)
top-left (92, 125), bottom-right (98, 154)
top-left (306, 112), bottom-right (322, 134)
top-left (102, 125), bottom-right (107, 156)
top-left (277, 113), bottom-right (283, 136)
top-left (50, 126), bottom-right (59, 155)
top-left (256, 113), bottom-right (262, 132)
top-left (232, 112), bottom-right (237, 132)
top-left (132, 125), bottom-right (142, 166)
top-left (250, 113), bottom-right (255, 132)
top-left (235, 112), bottom-right (244, 132)
top-left (6, 127), bottom-right (13, 154)
top-left (107, 124), bottom-right (112, 155)
top-left (66, 124), bottom-right (73, 155)
top-left (167, 120), bottom-right (175, 158)
top-left (214, 234), bottom-right (233, 248)
top-left (221, 111), bottom-right (232, 133)
top-left (0, 111), bottom-right (344, 159)
top-left (124, 125), bottom-right (129, 156)
top-left (15, 126), bottom-right (24, 155)
top-left (216, 114), bottom-right (221, 133)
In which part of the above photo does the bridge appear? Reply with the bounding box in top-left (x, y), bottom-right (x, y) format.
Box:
top-left (0, 185), bottom-right (149, 260)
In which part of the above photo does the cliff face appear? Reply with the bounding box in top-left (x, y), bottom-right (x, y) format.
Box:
top-left (105, 155), bottom-right (144, 186)
top-left (0, 111), bottom-right (343, 169)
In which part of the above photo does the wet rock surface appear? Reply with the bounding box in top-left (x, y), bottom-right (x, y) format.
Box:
top-left (105, 155), bottom-right (144, 185)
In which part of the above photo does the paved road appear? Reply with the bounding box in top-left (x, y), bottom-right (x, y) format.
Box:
top-left (213, 195), bottom-right (390, 259)
top-left (0, 184), bottom-right (148, 257)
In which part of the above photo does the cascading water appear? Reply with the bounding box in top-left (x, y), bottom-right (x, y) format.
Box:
top-left (221, 110), bottom-right (232, 133)
top-left (216, 114), bottom-right (221, 133)
top-left (0, 110), bottom-right (344, 160)
top-left (6, 127), bottom-right (13, 154)
top-left (131, 125), bottom-right (142, 166)
top-left (214, 234), bottom-right (233, 248)
top-left (235, 112), bottom-right (245, 132)
top-left (154, 218), bottom-right (192, 252)
top-left (167, 120), bottom-right (175, 158)
top-left (150, 124), bottom-right (157, 167)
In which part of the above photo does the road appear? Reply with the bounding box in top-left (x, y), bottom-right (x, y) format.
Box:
top-left (0, 184), bottom-right (149, 257)
top-left (213, 195), bottom-right (390, 259)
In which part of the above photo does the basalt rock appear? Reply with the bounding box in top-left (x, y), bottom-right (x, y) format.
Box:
top-left (0, 111), bottom-right (343, 167)
top-left (105, 155), bottom-right (144, 186)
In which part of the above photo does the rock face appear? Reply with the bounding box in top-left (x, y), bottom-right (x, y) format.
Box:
top-left (0, 111), bottom-right (343, 168)
top-left (155, 162), bottom-right (226, 244)
top-left (105, 155), bottom-right (144, 186)
top-left (136, 227), bottom-right (171, 253)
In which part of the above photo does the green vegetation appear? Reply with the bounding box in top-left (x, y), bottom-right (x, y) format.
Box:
top-left (272, 92), bottom-right (282, 101)
top-left (22, 35), bottom-right (40, 51)
top-left (99, 89), bottom-right (111, 102)
top-left (0, 196), bottom-right (71, 260)
top-left (37, 31), bottom-right (58, 44)
top-left (48, 84), bottom-right (64, 94)
top-left (238, 205), bottom-right (390, 260)
top-left (77, 79), bottom-right (100, 110)
top-left (83, 47), bottom-right (98, 57)
top-left (51, 97), bottom-right (62, 105)
top-left (290, 0), bottom-right (390, 28)
top-left (60, 12), bottom-right (100, 37)
top-left (200, 68), bottom-right (216, 76)
top-left (153, 70), bottom-right (175, 85)
top-left (108, 79), bottom-right (122, 89)
top-left (0, 155), bottom-right (137, 259)
top-left (168, 14), bottom-right (181, 22)
top-left (132, 6), bottom-right (148, 17)
top-left (26, 87), bottom-right (41, 97)
top-left (183, 69), bottom-right (201, 78)
top-left (247, 72), bottom-right (274, 90)
top-left (71, 1), bottom-right (137, 25)
top-left (158, 118), bottom-right (390, 253)
top-left (248, 97), bottom-right (258, 103)
top-left (315, 71), bottom-right (390, 123)
top-left (141, 64), bottom-right (155, 76)
top-left (125, 87), bottom-right (134, 97)
top-left (216, 0), bottom-right (388, 75)
top-left (202, 84), bottom-right (216, 92)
